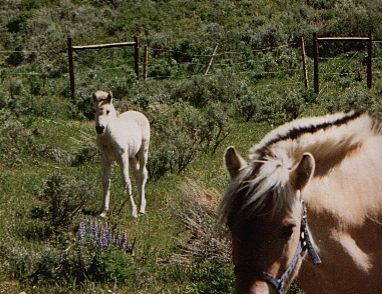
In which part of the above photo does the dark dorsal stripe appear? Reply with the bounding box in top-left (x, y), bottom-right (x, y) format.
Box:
top-left (256, 111), bottom-right (364, 155)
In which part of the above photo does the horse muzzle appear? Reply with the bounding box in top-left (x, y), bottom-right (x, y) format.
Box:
top-left (95, 125), bottom-right (105, 134)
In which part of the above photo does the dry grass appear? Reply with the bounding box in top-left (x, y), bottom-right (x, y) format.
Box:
top-left (171, 178), bottom-right (231, 265)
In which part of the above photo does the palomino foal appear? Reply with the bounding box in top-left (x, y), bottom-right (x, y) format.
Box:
top-left (92, 90), bottom-right (150, 218)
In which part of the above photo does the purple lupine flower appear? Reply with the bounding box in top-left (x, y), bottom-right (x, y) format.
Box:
top-left (89, 221), bottom-right (95, 237)
top-left (121, 234), bottom-right (128, 249)
top-left (80, 221), bottom-right (131, 252)
top-left (104, 225), bottom-right (113, 246)
top-left (99, 228), bottom-right (110, 250)
top-left (78, 221), bottom-right (86, 244)
top-left (94, 223), bottom-right (102, 247)
top-left (114, 231), bottom-right (121, 247)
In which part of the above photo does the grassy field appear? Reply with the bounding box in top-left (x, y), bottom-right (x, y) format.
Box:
top-left (0, 101), bottom-right (310, 293)
top-left (1, 65), bottom-right (381, 294)
top-left (1, 1), bottom-right (382, 293)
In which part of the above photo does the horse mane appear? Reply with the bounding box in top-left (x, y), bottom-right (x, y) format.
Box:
top-left (219, 111), bottom-right (381, 226)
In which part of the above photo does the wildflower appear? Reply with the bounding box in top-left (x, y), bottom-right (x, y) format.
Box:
top-left (77, 220), bottom-right (132, 252)
top-left (121, 234), bottom-right (128, 249)
top-left (104, 225), bottom-right (113, 246)
top-left (78, 221), bottom-right (86, 244)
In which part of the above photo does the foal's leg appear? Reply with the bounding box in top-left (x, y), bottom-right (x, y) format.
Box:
top-left (131, 157), bottom-right (146, 214)
top-left (100, 157), bottom-right (112, 218)
top-left (120, 152), bottom-right (138, 218)
top-left (137, 143), bottom-right (149, 214)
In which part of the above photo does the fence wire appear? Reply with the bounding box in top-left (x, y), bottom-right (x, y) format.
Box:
top-left (1, 39), bottom-right (381, 95)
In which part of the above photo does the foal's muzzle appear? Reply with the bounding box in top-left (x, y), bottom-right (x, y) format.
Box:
top-left (96, 125), bottom-right (105, 134)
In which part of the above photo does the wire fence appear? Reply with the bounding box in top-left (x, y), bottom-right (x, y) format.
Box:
top-left (1, 38), bottom-right (382, 95)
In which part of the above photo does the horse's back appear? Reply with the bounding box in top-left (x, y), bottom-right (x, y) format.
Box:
top-left (119, 110), bottom-right (150, 142)
top-left (299, 123), bottom-right (382, 294)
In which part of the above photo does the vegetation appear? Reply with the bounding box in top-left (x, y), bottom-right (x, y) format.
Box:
top-left (0, 0), bottom-right (381, 292)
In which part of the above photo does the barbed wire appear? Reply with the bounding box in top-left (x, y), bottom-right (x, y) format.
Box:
top-left (0, 50), bottom-right (50, 53)
top-left (318, 51), bottom-right (360, 94)
top-left (1, 40), bottom-right (381, 93)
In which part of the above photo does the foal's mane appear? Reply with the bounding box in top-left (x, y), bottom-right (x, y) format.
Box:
top-left (219, 111), bottom-right (381, 226)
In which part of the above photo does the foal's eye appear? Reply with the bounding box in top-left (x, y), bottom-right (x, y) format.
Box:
top-left (280, 222), bottom-right (296, 239)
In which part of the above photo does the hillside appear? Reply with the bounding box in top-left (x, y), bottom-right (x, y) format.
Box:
top-left (0, 0), bottom-right (382, 293)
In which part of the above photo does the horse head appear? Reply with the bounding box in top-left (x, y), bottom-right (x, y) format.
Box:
top-left (92, 90), bottom-right (116, 135)
top-left (220, 147), bottom-right (316, 294)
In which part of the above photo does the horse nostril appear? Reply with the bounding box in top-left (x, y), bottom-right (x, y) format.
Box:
top-left (96, 125), bottom-right (105, 134)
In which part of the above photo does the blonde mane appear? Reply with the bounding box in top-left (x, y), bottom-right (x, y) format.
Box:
top-left (219, 111), bottom-right (382, 226)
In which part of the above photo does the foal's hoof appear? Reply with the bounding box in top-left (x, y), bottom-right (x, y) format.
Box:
top-left (100, 211), bottom-right (107, 218)
top-left (132, 207), bottom-right (138, 218)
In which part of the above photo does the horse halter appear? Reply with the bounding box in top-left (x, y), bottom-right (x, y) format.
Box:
top-left (234, 201), bottom-right (322, 294)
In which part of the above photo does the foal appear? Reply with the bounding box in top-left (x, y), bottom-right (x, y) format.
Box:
top-left (92, 90), bottom-right (150, 218)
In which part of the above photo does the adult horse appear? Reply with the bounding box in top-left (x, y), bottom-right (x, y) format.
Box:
top-left (92, 90), bottom-right (150, 218)
top-left (219, 111), bottom-right (382, 294)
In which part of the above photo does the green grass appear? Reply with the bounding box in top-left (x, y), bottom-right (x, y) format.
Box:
top-left (0, 120), bottom-right (219, 293)
top-left (1, 82), bottom-right (381, 292)
top-left (1, 1), bottom-right (382, 292)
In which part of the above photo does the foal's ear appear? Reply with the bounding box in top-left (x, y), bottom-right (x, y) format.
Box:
top-left (107, 91), bottom-right (113, 102)
top-left (225, 147), bottom-right (247, 179)
top-left (92, 91), bottom-right (98, 103)
top-left (290, 153), bottom-right (315, 191)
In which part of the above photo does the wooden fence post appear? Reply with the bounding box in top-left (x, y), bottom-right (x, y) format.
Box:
top-left (300, 37), bottom-right (309, 89)
top-left (67, 38), bottom-right (139, 98)
top-left (367, 33), bottom-right (372, 89)
top-left (68, 37), bottom-right (75, 100)
top-left (134, 37), bottom-right (139, 80)
top-left (144, 45), bottom-right (148, 80)
top-left (313, 33), bottom-right (319, 94)
top-left (204, 43), bottom-right (219, 76)
top-left (313, 34), bottom-right (373, 93)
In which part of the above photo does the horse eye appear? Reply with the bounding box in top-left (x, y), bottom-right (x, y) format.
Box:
top-left (106, 110), bottom-right (110, 114)
top-left (280, 222), bottom-right (296, 239)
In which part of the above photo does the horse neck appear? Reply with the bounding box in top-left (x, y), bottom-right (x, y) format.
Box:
top-left (306, 137), bottom-right (382, 226)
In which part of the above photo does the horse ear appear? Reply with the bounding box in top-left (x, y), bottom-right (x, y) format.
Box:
top-left (92, 91), bottom-right (98, 103)
top-left (290, 153), bottom-right (315, 191)
top-left (225, 147), bottom-right (247, 179)
top-left (107, 91), bottom-right (113, 102)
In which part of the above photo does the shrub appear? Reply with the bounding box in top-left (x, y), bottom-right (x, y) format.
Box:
top-left (190, 260), bottom-right (234, 294)
top-left (282, 90), bottom-right (306, 120)
top-left (306, 0), bottom-right (335, 9)
top-left (325, 88), bottom-right (382, 116)
top-left (234, 92), bottom-right (261, 122)
top-left (204, 102), bottom-right (231, 154)
top-left (6, 11), bottom-right (35, 34)
top-left (69, 92), bottom-right (94, 120)
top-left (170, 74), bottom-right (248, 107)
top-left (148, 101), bottom-right (230, 179)
top-left (34, 174), bottom-right (94, 231)
top-left (7, 175), bottom-right (137, 289)
top-left (300, 87), bottom-right (317, 103)
top-left (25, 238), bottom-right (135, 287)
top-left (87, 246), bottom-right (135, 284)
top-left (243, 89), bottom-right (305, 125)
top-left (0, 112), bottom-right (37, 166)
